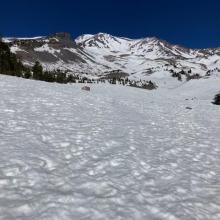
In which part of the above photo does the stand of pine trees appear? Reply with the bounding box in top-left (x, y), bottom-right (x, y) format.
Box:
top-left (31, 63), bottom-right (77, 84)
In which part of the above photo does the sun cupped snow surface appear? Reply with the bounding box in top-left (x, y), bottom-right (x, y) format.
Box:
top-left (0, 75), bottom-right (220, 220)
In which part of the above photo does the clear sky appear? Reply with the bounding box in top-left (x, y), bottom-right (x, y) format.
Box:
top-left (1, 0), bottom-right (219, 48)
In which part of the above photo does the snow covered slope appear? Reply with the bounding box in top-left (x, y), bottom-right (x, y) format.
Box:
top-left (0, 75), bottom-right (220, 219)
top-left (3, 33), bottom-right (220, 81)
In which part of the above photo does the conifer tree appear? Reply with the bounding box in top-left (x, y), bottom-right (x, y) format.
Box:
top-left (32, 61), bottom-right (43, 80)
top-left (213, 93), bottom-right (220, 105)
top-left (0, 40), bottom-right (25, 76)
top-left (56, 70), bottom-right (67, 84)
top-left (43, 71), bottom-right (55, 82)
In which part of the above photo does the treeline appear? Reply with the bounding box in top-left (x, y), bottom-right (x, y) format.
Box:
top-left (31, 61), bottom-right (78, 84)
top-left (169, 69), bottom-right (201, 81)
top-left (206, 68), bottom-right (220, 76)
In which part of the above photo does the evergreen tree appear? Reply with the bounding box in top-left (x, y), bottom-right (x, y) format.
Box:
top-left (32, 61), bottom-right (43, 80)
top-left (212, 93), bottom-right (220, 105)
top-left (56, 70), bottom-right (67, 84)
top-left (0, 40), bottom-right (25, 76)
top-left (23, 67), bottom-right (32, 79)
top-left (43, 71), bottom-right (55, 82)
top-left (66, 74), bottom-right (76, 83)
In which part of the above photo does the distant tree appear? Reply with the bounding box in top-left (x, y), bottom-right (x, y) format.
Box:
top-left (32, 61), bottom-right (43, 80)
top-left (43, 71), bottom-right (55, 82)
top-left (23, 67), bottom-right (32, 79)
top-left (0, 40), bottom-right (24, 76)
top-left (56, 70), bottom-right (67, 84)
top-left (179, 70), bottom-right (186, 75)
top-left (66, 74), bottom-right (75, 83)
top-left (14, 60), bottom-right (24, 77)
top-left (111, 77), bottom-right (117, 84)
top-left (81, 77), bottom-right (88, 83)
top-left (172, 72), bottom-right (182, 81)
top-left (186, 73), bottom-right (201, 81)
top-left (212, 93), bottom-right (220, 105)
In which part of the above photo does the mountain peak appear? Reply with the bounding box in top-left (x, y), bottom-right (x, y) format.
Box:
top-left (5, 32), bottom-right (220, 79)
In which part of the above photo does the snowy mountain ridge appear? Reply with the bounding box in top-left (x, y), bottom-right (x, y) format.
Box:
top-left (3, 32), bottom-right (220, 84)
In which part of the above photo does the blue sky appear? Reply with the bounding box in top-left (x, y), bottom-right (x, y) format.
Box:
top-left (1, 0), bottom-right (220, 48)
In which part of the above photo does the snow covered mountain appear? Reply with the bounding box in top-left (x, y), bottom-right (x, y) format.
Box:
top-left (3, 32), bottom-right (220, 83)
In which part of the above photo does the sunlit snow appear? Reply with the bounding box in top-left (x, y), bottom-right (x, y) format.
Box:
top-left (0, 75), bottom-right (220, 219)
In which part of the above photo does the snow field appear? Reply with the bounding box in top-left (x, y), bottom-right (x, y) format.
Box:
top-left (0, 75), bottom-right (220, 219)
